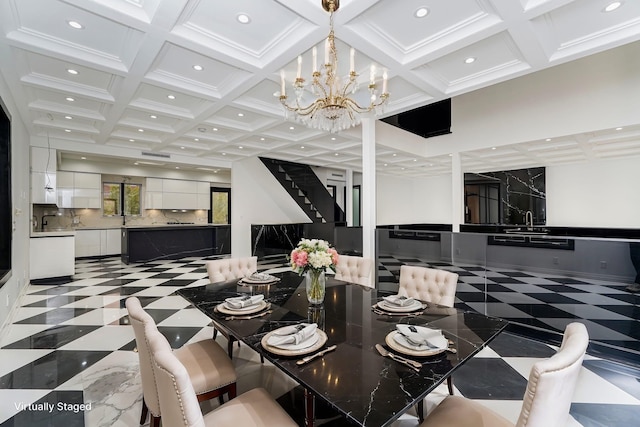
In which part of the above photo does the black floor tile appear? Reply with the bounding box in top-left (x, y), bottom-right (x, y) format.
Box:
top-left (511, 304), bottom-right (580, 318)
top-left (456, 292), bottom-right (501, 303)
top-left (157, 279), bottom-right (194, 287)
top-left (15, 308), bottom-right (95, 325)
top-left (546, 277), bottom-right (592, 285)
top-left (3, 325), bottom-right (100, 349)
top-left (590, 320), bottom-right (640, 340)
top-left (156, 326), bottom-right (204, 348)
top-left (451, 358), bottom-right (528, 400)
top-left (0, 350), bottom-right (109, 389)
top-left (570, 403), bottom-right (640, 427)
top-left (92, 278), bottom-right (138, 286)
top-left (525, 293), bottom-right (587, 304)
top-left (487, 332), bottom-right (557, 358)
top-left (22, 295), bottom-right (89, 308)
top-left (488, 277), bottom-right (526, 284)
top-left (537, 284), bottom-right (590, 293)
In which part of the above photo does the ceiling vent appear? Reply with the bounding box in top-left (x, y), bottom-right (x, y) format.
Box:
top-left (141, 151), bottom-right (170, 159)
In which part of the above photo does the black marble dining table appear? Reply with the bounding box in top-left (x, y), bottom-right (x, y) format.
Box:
top-left (177, 272), bottom-right (508, 427)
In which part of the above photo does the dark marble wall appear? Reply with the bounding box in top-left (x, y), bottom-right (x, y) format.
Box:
top-left (465, 167), bottom-right (546, 226)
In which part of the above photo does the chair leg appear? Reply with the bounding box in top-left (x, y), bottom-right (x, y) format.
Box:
top-left (416, 399), bottom-right (424, 423)
top-left (227, 336), bottom-right (234, 358)
top-left (447, 376), bottom-right (454, 395)
top-left (213, 328), bottom-right (218, 339)
top-left (150, 414), bottom-right (161, 427)
top-left (140, 398), bottom-right (148, 425)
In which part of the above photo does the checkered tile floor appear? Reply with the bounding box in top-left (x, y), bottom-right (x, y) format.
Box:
top-left (0, 255), bottom-right (638, 426)
top-left (378, 255), bottom-right (640, 355)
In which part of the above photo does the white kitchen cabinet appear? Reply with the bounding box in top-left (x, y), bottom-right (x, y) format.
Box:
top-left (56, 172), bottom-right (101, 208)
top-left (103, 229), bottom-right (121, 255)
top-left (145, 191), bottom-right (163, 209)
top-left (75, 229), bottom-right (102, 257)
top-left (30, 233), bottom-right (75, 279)
top-left (144, 178), bottom-right (209, 210)
top-left (75, 228), bottom-right (121, 257)
top-left (31, 147), bottom-right (58, 204)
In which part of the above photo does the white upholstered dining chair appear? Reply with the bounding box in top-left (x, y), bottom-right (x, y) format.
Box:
top-left (419, 322), bottom-right (589, 427)
top-left (150, 331), bottom-right (298, 427)
top-left (126, 297), bottom-right (237, 427)
top-left (206, 256), bottom-right (257, 283)
top-left (334, 255), bottom-right (374, 288)
top-left (398, 265), bottom-right (459, 307)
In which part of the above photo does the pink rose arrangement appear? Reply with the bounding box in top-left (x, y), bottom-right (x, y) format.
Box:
top-left (290, 238), bottom-right (339, 275)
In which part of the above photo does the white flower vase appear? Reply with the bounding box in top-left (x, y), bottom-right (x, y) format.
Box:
top-left (305, 270), bottom-right (326, 305)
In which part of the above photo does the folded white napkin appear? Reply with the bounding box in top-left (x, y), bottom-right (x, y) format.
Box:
top-left (245, 272), bottom-right (274, 281)
top-left (395, 324), bottom-right (446, 350)
top-left (267, 323), bottom-right (318, 347)
top-left (225, 294), bottom-right (264, 309)
top-left (383, 295), bottom-right (416, 307)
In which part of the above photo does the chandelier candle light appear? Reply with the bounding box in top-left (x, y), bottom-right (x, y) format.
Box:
top-left (290, 239), bottom-right (339, 305)
top-left (277, 0), bottom-right (389, 133)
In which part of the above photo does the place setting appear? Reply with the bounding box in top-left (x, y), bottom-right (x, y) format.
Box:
top-left (237, 272), bottom-right (281, 286)
top-left (261, 323), bottom-right (331, 361)
top-left (372, 294), bottom-right (427, 316)
top-left (215, 294), bottom-right (272, 320)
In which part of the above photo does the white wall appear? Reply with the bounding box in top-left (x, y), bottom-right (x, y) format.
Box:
top-left (231, 157), bottom-right (311, 257)
top-left (377, 174), bottom-right (452, 225)
top-left (0, 77), bottom-right (30, 332)
top-left (547, 157), bottom-right (640, 227)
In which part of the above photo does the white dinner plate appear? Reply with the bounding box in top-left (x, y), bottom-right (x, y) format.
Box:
top-left (216, 300), bottom-right (268, 315)
top-left (377, 299), bottom-right (424, 313)
top-left (385, 331), bottom-right (447, 357)
top-left (262, 329), bottom-right (328, 356)
top-left (238, 277), bottom-right (280, 285)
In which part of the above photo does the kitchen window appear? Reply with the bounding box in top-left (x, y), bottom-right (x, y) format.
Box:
top-left (103, 182), bottom-right (141, 216)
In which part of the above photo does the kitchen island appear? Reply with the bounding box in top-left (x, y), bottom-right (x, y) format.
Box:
top-left (120, 224), bottom-right (230, 264)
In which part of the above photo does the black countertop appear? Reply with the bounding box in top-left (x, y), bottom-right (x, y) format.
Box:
top-left (177, 272), bottom-right (507, 427)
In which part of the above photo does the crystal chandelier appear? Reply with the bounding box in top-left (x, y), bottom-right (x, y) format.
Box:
top-left (276, 0), bottom-right (389, 133)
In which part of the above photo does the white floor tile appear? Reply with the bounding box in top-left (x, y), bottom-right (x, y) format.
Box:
top-left (60, 309), bottom-right (128, 326)
top-left (0, 349), bottom-right (54, 377)
top-left (132, 286), bottom-right (180, 297)
top-left (0, 324), bottom-right (54, 347)
top-left (157, 309), bottom-right (213, 327)
top-left (0, 389), bottom-right (51, 423)
top-left (144, 296), bottom-right (191, 310)
top-left (61, 295), bottom-right (124, 309)
top-left (11, 307), bottom-right (57, 322)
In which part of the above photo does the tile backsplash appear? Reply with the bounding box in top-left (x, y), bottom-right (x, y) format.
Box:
top-left (32, 206), bottom-right (209, 231)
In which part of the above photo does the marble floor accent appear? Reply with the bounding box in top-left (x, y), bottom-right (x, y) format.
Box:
top-left (0, 255), bottom-right (639, 426)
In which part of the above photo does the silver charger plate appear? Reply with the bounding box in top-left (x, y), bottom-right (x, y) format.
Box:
top-left (385, 331), bottom-right (447, 357)
top-left (262, 329), bottom-right (328, 356)
top-left (216, 300), bottom-right (268, 315)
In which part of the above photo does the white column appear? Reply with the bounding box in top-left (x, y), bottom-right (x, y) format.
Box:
top-left (345, 168), bottom-right (353, 226)
top-left (361, 117), bottom-right (376, 259)
top-left (451, 152), bottom-right (463, 232)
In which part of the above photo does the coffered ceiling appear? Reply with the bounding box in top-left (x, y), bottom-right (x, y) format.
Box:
top-left (1, 0), bottom-right (639, 177)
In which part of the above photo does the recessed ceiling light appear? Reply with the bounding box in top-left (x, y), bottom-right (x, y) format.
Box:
top-left (214, 170), bottom-right (219, 173)
top-left (80, 156), bottom-right (86, 160)
top-left (134, 162), bottom-right (139, 165)
top-left (384, 163), bottom-right (388, 166)
top-left (67, 20), bottom-right (83, 29)
top-left (237, 113), bottom-right (244, 117)
top-left (464, 57), bottom-right (476, 64)
top-left (222, 152), bottom-right (226, 156)
top-left (289, 126), bottom-right (295, 130)
top-left (66, 97), bottom-right (75, 102)
top-left (334, 153), bottom-right (339, 156)
top-left (138, 128), bottom-right (144, 132)
top-left (414, 7), bottom-right (429, 18)
top-left (413, 158), bottom-right (417, 161)
top-left (260, 137), bottom-right (265, 141)
top-left (491, 147), bottom-right (497, 150)
top-left (401, 167), bottom-right (406, 170)
top-left (545, 138), bottom-right (552, 141)
top-left (64, 129), bottom-right (71, 132)
top-left (67, 69), bottom-right (78, 75)
top-left (180, 146), bottom-right (185, 149)
top-left (150, 115), bottom-right (157, 119)
top-left (331, 137), bottom-right (336, 141)
top-left (604, 1), bottom-right (622, 12)
top-left (192, 65), bottom-right (203, 71)
top-left (448, 153), bottom-right (453, 157)
top-left (64, 115), bottom-right (73, 120)
top-left (129, 139), bottom-right (135, 142)
top-left (300, 146), bottom-right (305, 149)
top-left (167, 94), bottom-right (176, 99)
top-left (213, 128), bottom-right (218, 131)
top-left (616, 127), bottom-right (623, 130)
top-left (194, 138), bottom-right (199, 141)
top-left (237, 13), bottom-right (251, 24)
top-left (238, 146), bottom-right (243, 149)
top-left (175, 166), bottom-right (180, 169)
top-left (392, 153), bottom-right (397, 157)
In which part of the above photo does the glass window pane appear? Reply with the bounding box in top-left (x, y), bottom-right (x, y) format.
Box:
top-left (212, 191), bottom-right (229, 224)
top-left (103, 183), bottom-right (120, 216)
top-left (124, 184), bottom-right (141, 215)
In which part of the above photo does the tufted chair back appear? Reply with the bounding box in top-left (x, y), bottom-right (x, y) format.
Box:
top-left (334, 255), bottom-right (374, 288)
top-left (515, 322), bottom-right (589, 427)
top-left (206, 257), bottom-right (258, 283)
top-left (125, 297), bottom-right (162, 419)
top-left (398, 265), bottom-right (459, 307)
top-left (150, 336), bottom-right (206, 427)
